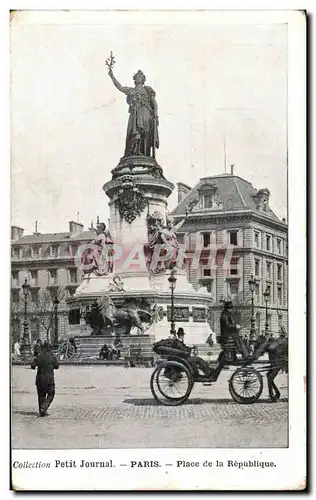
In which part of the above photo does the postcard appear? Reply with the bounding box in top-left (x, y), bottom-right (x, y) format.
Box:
top-left (10, 8), bottom-right (306, 491)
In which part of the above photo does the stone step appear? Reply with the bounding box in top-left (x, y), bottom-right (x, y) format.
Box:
top-left (71, 335), bottom-right (156, 360)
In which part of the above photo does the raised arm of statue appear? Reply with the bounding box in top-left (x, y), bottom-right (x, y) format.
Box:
top-left (108, 68), bottom-right (131, 95)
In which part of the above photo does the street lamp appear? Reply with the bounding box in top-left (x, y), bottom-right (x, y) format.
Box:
top-left (168, 268), bottom-right (177, 337)
top-left (248, 274), bottom-right (257, 349)
top-left (263, 287), bottom-right (270, 337)
top-left (20, 278), bottom-right (31, 361)
top-left (53, 295), bottom-right (60, 347)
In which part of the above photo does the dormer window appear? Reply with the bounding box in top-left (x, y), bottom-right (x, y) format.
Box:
top-left (204, 195), bottom-right (214, 208)
top-left (253, 188), bottom-right (271, 212)
top-left (198, 182), bottom-right (219, 210)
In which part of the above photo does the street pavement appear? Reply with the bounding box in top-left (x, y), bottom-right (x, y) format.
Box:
top-left (12, 365), bottom-right (288, 449)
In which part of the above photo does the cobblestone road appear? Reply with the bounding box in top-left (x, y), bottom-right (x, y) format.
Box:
top-left (12, 365), bottom-right (288, 449)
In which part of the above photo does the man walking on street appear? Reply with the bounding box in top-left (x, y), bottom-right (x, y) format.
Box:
top-left (31, 341), bottom-right (59, 417)
top-left (33, 338), bottom-right (42, 357)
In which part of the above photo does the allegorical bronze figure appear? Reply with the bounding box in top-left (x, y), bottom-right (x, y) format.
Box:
top-left (106, 52), bottom-right (159, 158)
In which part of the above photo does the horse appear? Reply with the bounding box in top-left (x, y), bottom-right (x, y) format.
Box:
top-left (253, 335), bottom-right (288, 401)
top-left (97, 296), bottom-right (151, 336)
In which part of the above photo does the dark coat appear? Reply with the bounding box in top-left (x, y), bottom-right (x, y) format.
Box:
top-left (31, 351), bottom-right (59, 387)
top-left (220, 309), bottom-right (237, 337)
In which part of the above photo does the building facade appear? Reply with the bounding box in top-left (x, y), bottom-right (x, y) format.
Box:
top-left (10, 221), bottom-right (94, 344)
top-left (171, 170), bottom-right (288, 338)
top-left (11, 171), bottom-right (288, 344)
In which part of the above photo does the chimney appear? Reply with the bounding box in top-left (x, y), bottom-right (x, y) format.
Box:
top-left (11, 225), bottom-right (24, 241)
top-left (230, 164), bottom-right (234, 175)
top-left (33, 220), bottom-right (40, 235)
top-left (69, 221), bottom-right (84, 235)
top-left (177, 182), bottom-right (191, 203)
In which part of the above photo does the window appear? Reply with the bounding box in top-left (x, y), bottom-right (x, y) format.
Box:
top-left (51, 246), bottom-right (58, 257)
top-left (229, 281), bottom-right (238, 298)
top-left (32, 246), bottom-right (39, 258)
top-left (204, 195), bottom-right (213, 208)
top-left (202, 232), bottom-right (211, 248)
top-left (268, 314), bottom-right (272, 331)
top-left (256, 312), bottom-right (261, 335)
top-left (255, 259), bottom-right (260, 277)
top-left (177, 233), bottom-right (185, 245)
top-left (203, 268), bottom-right (211, 277)
top-left (229, 231), bottom-right (238, 246)
top-left (11, 271), bottom-right (19, 287)
top-left (277, 286), bottom-right (283, 306)
top-left (254, 231), bottom-right (260, 248)
top-left (30, 319), bottom-right (40, 341)
top-left (12, 247), bottom-right (20, 259)
top-left (277, 264), bottom-right (282, 281)
top-left (12, 291), bottom-right (20, 304)
top-left (266, 284), bottom-right (271, 300)
top-left (266, 235), bottom-right (271, 252)
top-left (230, 257), bottom-right (239, 276)
top-left (31, 290), bottom-right (39, 303)
top-left (277, 238), bottom-right (282, 255)
top-left (255, 283), bottom-right (260, 303)
top-left (266, 261), bottom-right (272, 280)
top-left (30, 270), bottom-right (38, 286)
top-left (70, 269), bottom-right (77, 283)
top-left (49, 269), bottom-right (58, 285)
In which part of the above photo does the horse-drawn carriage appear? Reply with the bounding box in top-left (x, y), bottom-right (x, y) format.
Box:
top-left (150, 335), bottom-right (288, 406)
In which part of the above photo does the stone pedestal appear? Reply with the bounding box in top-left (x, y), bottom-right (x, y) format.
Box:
top-left (67, 155), bottom-right (213, 346)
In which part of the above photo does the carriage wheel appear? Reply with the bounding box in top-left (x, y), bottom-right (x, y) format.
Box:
top-left (150, 360), bottom-right (193, 406)
top-left (229, 367), bottom-right (263, 404)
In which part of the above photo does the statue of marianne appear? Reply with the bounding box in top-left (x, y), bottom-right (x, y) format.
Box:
top-left (108, 67), bottom-right (159, 158)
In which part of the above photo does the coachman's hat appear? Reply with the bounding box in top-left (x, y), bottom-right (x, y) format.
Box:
top-left (224, 301), bottom-right (233, 308)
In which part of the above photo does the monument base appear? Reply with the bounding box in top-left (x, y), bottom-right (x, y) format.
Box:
top-left (67, 270), bottom-right (213, 346)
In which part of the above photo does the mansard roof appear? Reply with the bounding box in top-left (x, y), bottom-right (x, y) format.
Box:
top-left (13, 230), bottom-right (95, 245)
top-left (171, 173), bottom-right (280, 221)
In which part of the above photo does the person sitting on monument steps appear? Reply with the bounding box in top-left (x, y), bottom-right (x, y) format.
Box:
top-left (31, 341), bottom-right (59, 417)
top-left (176, 328), bottom-right (213, 378)
top-left (220, 301), bottom-right (250, 360)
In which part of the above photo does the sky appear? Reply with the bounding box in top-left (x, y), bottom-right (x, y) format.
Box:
top-left (10, 11), bottom-right (287, 234)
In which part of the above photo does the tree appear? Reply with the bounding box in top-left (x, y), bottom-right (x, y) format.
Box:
top-left (232, 294), bottom-right (253, 332)
top-left (28, 287), bottom-right (66, 343)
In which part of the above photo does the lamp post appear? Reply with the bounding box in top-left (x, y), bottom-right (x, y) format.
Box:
top-left (263, 287), bottom-right (270, 337)
top-left (168, 268), bottom-right (177, 337)
top-left (20, 278), bottom-right (32, 361)
top-left (248, 274), bottom-right (257, 349)
top-left (53, 295), bottom-right (60, 347)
